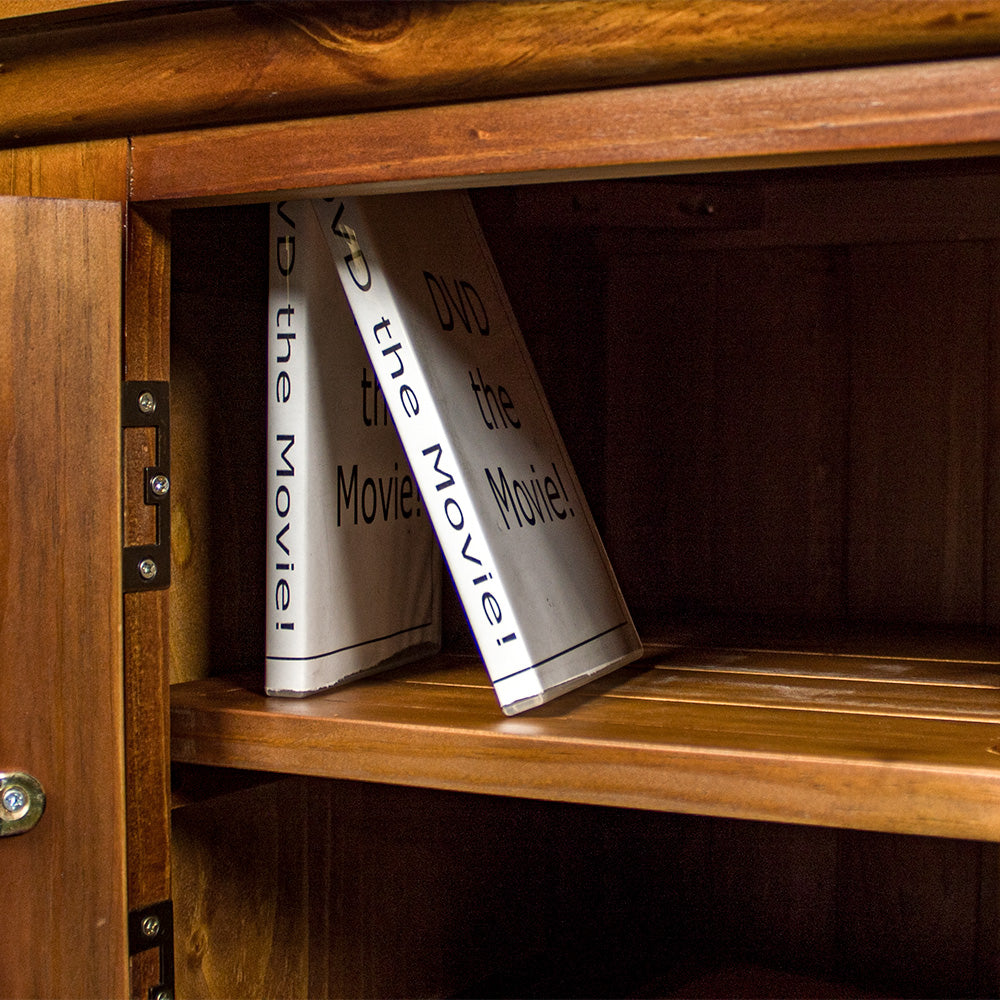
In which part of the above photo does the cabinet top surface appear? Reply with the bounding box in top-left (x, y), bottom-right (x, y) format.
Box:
top-left (4, 1), bottom-right (1000, 150)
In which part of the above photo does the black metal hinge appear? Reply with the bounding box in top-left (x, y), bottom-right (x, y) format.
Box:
top-left (128, 899), bottom-right (175, 1000)
top-left (122, 381), bottom-right (171, 592)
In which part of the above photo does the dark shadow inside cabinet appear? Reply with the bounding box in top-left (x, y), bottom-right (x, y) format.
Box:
top-left (168, 159), bottom-right (1000, 998)
top-left (170, 770), bottom-right (999, 999)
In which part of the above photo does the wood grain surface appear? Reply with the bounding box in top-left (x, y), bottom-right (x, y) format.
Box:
top-left (130, 55), bottom-right (1000, 204)
top-left (0, 195), bottom-right (128, 999)
top-left (0, 140), bottom-right (172, 999)
top-left (122, 203), bottom-right (172, 951)
top-left (7, 4), bottom-right (1000, 996)
top-left (171, 778), bottom-right (311, 999)
top-left (171, 633), bottom-right (1000, 843)
top-left (0, 137), bottom-right (128, 199)
top-left (4, 1), bottom-right (1000, 146)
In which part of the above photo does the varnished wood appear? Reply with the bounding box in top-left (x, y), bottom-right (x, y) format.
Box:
top-left (8, 5), bottom-right (1000, 994)
top-left (169, 773), bottom-right (999, 997)
top-left (130, 56), bottom-right (1000, 204)
top-left (0, 196), bottom-right (127, 999)
top-left (121, 202), bottom-right (172, 1000)
top-left (5, 1), bottom-right (1000, 147)
top-left (166, 168), bottom-right (1000, 851)
top-left (602, 242), bottom-right (847, 621)
top-left (0, 0), bottom-right (162, 21)
top-left (0, 137), bottom-right (168, 999)
top-left (171, 778), bottom-right (311, 998)
top-left (171, 777), bottom-right (559, 998)
top-left (124, 206), bottom-right (170, 381)
top-left (0, 137), bottom-right (127, 199)
top-left (171, 632), bottom-right (1000, 843)
top-left (836, 830), bottom-right (989, 995)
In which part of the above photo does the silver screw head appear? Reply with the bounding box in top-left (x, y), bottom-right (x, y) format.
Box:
top-left (2, 786), bottom-right (27, 815)
top-left (141, 914), bottom-right (161, 939)
top-left (149, 474), bottom-right (170, 496)
top-left (138, 558), bottom-right (158, 581)
top-left (137, 391), bottom-right (157, 414)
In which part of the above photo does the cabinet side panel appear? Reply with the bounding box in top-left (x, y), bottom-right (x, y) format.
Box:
top-left (0, 196), bottom-right (127, 998)
top-left (122, 205), bottom-right (173, 926)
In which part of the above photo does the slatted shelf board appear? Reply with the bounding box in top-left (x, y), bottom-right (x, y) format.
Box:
top-left (171, 635), bottom-right (1000, 842)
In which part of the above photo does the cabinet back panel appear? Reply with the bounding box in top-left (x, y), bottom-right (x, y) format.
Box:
top-left (600, 244), bottom-right (850, 620)
top-left (171, 776), bottom-right (1000, 998)
top-left (169, 163), bottom-right (1000, 679)
top-left (592, 238), bottom-right (995, 625)
top-left (848, 241), bottom-right (992, 624)
top-left (478, 164), bottom-right (1000, 631)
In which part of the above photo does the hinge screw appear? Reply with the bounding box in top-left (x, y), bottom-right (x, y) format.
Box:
top-left (138, 558), bottom-right (158, 581)
top-left (151, 989), bottom-right (173, 1000)
top-left (137, 391), bottom-right (157, 414)
top-left (149, 474), bottom-right (170, 496)
top-left (2, 786), bottom-right (27, 815)
top-left (141, 914), bottom-right (161, 939)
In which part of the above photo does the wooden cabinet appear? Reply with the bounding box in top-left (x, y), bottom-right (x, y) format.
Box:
top-left (0, 193), bottom-right (128, 1000)
top-left (5, 3), bottom-right (1000, 997)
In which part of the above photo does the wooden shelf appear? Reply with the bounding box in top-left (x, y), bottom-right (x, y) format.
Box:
top-left (171, 629), bottom-right (1000, 843)
top-left (131, 55), bottom-right (1000, 204)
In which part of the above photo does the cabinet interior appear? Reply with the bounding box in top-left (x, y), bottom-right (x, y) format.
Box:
top-left (169, 158), bottom-right (1000, 675)
top-left (166, 158), bottom-right (1000, 998)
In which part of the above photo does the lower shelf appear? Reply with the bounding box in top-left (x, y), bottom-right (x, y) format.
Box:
top-left (170, 627), bottom-right (1000, 841)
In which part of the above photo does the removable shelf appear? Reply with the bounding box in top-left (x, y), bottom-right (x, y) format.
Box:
top-left (171, 628), bottom-right (1000, 842)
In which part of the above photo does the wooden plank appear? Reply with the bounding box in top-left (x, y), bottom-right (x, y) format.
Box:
top-left (600, 247), bottom-right (718, 619)
top-left (130, 56), bottom-right (1000, 204)
top-left (7, 1), bottom-right (1000, 146)
top-left (602, 243), bottom-right (847, 620)
top-left (709, 246), bottom-right (847, 617)
top-left (0, 137), bottom-right (128, 199)
top-left (171, 649), bottom-right (1000, 841)
top-left (312, 780), bottom-right (556, 999)
top-left (636, 663), bottom-right (1000, 724)
top-left (642, 616), bottom-right (1000, 664)
top-left (3, 137), bottom-right (176, 993)
top-left (848, 241), bottom-right (991, 624)
top-left (122, 203), bottom-right (172, 944)
top-left (0, 196), bottom-right (127, 999)
top-left (392, 651), bottom-right (1000, 723)
top-left (0, 0), bottom-right (160, 21)
top-left (0, 136), bottom-right (169, 999)
top-left (646, 647), bottom-right (1000, 688)
top-left (700, 820), bottom-right (839, 979)
top-left (986, 242), bottom-right (1000, 627)
top-left (171, 778), bottom-right (311, 999)
top-left (494, 165), bottom-right (1000, 250)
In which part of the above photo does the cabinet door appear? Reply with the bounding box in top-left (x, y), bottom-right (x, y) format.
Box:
top-left (0, 197), bottom-right (128, 998)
